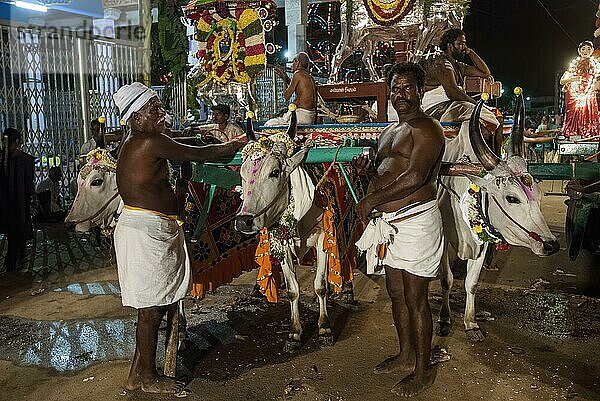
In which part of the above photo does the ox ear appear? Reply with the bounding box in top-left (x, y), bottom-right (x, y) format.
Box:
top-left (464, 174), bottom-right (489, 191)
top-left (284, 146), bottom-right (310, 173)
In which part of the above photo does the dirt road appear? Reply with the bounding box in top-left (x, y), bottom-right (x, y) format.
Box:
top-left (0, 182), bottom-right (599, 401)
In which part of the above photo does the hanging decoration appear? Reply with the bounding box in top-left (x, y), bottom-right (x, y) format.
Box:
top-left (460, 183), bottom-right (504, 245)
top-left (185, 0), bottom-right (276, 88)
top-left (362, 0), bottom-right (416, 26)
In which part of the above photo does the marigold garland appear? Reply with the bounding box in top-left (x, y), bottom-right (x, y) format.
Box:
top-left (241, 133), bottom-right (296, 161)
top-left (192, 7), bottom-right (266, 87)
top-left (465, 183), bottom-right (502, 244)
top-left (362, 0), bottom-right (416, 26)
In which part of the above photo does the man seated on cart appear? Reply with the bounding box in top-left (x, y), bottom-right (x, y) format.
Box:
top-left (209, 104), bottom-right (244, 141)
top-left (265, 52), bottom-right (316, 126)
top-left (420, 28), bottom-right (500, 150)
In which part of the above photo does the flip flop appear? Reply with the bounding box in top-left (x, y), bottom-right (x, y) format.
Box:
top-left (174, 388), bottom-right (192, 398)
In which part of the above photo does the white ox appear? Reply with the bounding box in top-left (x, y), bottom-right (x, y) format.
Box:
top-left (65, 150), bottom-right (121, 235)
top-left (234, 112), bottom-right (335, 351)
top-left (328, 0), bottom-right (463, 83)
top-left (437, 97), bottom-right (559, 341)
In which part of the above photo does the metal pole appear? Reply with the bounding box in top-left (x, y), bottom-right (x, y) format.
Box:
top-left (77, 37), bottom-right (90, 143)
top-left (140, 0), bottom-right (152, 86)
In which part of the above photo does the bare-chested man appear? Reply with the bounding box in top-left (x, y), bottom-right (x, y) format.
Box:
top-left (421, 28), bottom-right (500, 149)
top-left (355, 63), bottom-right (445, 397)
top-left (112, 82), bottom-right (243, 395)
top-left (265, 52), bottom-right (316, 126)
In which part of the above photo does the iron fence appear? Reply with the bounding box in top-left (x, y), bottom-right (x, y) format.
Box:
top-left (0, 23), bottom-right (144, 205)
top-left (255, 67), bottom-right (287, 121)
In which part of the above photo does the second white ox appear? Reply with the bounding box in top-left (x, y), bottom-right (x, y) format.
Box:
top-left (65, 149), bottom-right (122, 235)
top-left (437, 97), bottom-right (559, 341)
top-left (234, 111), bottom-right (335, 351)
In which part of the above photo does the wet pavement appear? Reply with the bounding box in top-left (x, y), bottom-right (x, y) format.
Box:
top-left (0, 316), bottom-right (136, 372)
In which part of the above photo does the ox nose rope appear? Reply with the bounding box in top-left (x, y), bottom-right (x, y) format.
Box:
top-left (438, 178), bottom-right (544, 243)
top-left (490, 195), bottom-right (543, 243)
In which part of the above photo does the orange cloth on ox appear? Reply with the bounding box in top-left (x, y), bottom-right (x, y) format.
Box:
top-left (255, 227), bottom-right (281, 303)
top-left (323, 207), bottom-right (351, 293)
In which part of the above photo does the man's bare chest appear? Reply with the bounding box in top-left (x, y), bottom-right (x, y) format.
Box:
top-left (377, 125), bottom-right (413, 161)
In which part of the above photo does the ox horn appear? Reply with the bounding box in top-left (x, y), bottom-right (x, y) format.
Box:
top-left (285, 104), bottom-right (297, 139)
top-left (507, 88), bottom-right (525, 158)
top-left (245, 110), bottom-right (256, 141)
top-left (469, 98), bottom-right (501, 171)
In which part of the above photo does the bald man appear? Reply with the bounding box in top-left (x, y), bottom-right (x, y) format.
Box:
top-left (265, 52), bottom-right (316, 126)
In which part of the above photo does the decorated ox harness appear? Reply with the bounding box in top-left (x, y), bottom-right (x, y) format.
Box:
top-left (240, 134), bottom-right (346, 301)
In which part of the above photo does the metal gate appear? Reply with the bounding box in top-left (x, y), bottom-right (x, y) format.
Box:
top-left (0, 23), bottom-right (143, 204)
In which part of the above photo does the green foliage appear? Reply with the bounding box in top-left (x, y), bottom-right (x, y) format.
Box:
top-left (150, 0), bottom-right (189, 85)
top-left (187, 75), bottom-right (203, 120)
top-left (423, 0), bottom-right (435, 17)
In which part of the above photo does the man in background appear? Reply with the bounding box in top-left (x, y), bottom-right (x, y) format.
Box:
top-left (0, 128), bottom-right (35, 272)
top-left (420, 28), bottom-right (500, 149)
top-left (265, 52), bottom-right (316, 126)
top-left (210, 104), bottom-right (244, 141)
top-left (35, 166), bottom-right (66, 222)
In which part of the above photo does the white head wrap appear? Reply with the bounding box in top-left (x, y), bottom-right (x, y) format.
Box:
top-left (113, 82), bottom-right (158, 123)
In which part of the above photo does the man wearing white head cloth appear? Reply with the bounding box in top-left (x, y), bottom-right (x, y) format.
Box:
top-left (112, 82), bottom-right (244, 395)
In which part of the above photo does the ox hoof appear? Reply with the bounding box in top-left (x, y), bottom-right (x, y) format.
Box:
top-left (465, 328), bottom-right (485, 342)
top-left (436, 321), bottom-right (451, 337)
top-left (342, 292), bottom-right (355, 305)
top-left (331, 290), bottom-right (354, 305)
top-left (284, 339), bottom-right (302, 353)
top-left (319, 334), bottom-right (334, 347)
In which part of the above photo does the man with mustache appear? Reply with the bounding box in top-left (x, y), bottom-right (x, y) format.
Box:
top-left (112, 82), bottom-right (244, 395)
top-left (355, 63), bottom-right (445, 397)
top-left (421, 28), bottom-right (500, 149)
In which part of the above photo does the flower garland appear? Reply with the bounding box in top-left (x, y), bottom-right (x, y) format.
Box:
top-left (565, 55), bottom-right (600, 108)
top-left (362, 0), bottom-right (416, 26)
top-left (80, 148), bottom-right (117, 180)
top-left (241, 133), bottom-right (296, 161)
top-left (253, 194), bottom-right (297, 303)
top-left (193, 7), bottom-right (266, 88)
top-left (268, 194), bottom-right (298, 260)
top-left (464, 183), bottom-right (503, 245)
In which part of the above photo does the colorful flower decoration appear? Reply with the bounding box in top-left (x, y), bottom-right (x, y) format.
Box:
top-left (464, 183), bottom-right (503, 244)
top-left (363, 0), bottom-right (417, 26)
top-left (79, 148), bottom-right (117, 180)
top-left (191, 6), bottom-right (266, 88)
top-left (241, 133), bottom-right (296, 161)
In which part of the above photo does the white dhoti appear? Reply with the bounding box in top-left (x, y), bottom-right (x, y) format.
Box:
top-left (356, 200), bottom-right (443, 278)
top-left (114, 206), bottom-right (191, 309)
top-left (422, 86), bottom-right (499, 132)
top-left (264, 107), bottom-right (315, 126)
